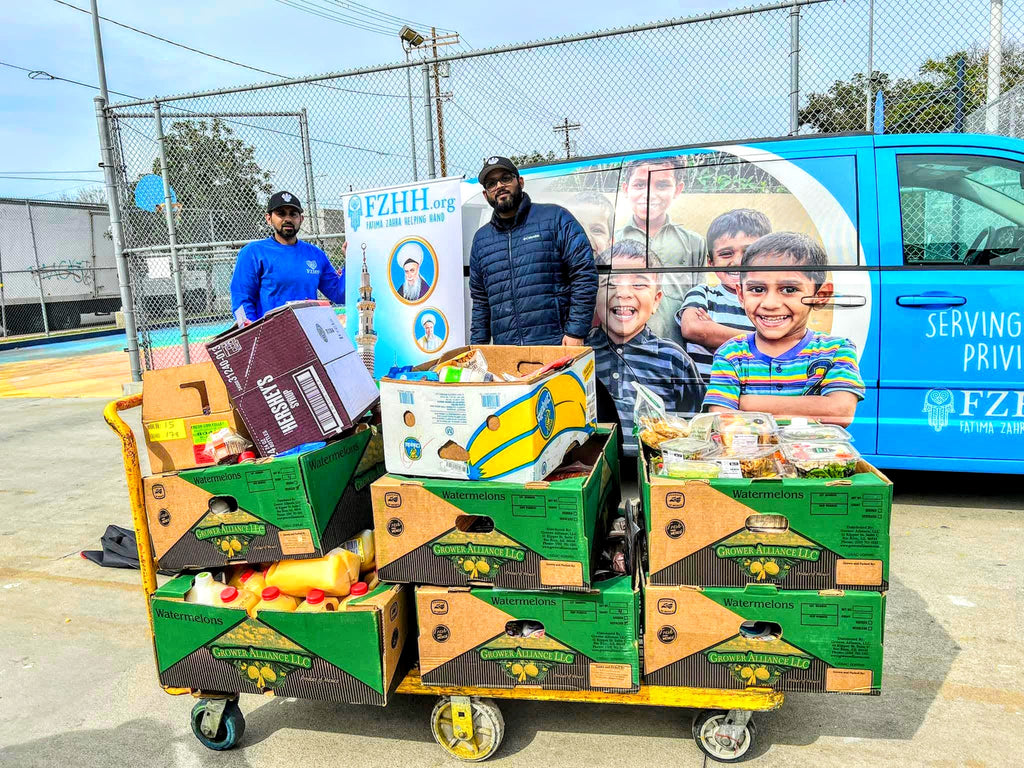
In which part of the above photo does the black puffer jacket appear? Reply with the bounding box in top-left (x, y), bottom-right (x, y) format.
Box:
top-left (469, 194), bottom-right (597, 345)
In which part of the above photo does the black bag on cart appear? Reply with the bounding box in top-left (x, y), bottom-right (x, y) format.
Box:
top-left (81, 524), bottom-right (175, 575)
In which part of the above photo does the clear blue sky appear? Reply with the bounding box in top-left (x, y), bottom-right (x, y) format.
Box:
top-left (0, 0), bottom-right (744, 200)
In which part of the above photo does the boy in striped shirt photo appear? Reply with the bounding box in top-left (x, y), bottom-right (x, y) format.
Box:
top-left (586, 240), bottom-right (704, 456)
top-left (678, 209), bottom-right (771, 381)
top-left (703, 232), bottom-right (864, 425)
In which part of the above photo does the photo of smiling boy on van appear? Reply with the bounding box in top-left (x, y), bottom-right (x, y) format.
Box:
top-left (570, 190), bottom-right (615, 256)
top-left (703, 232), bottom-right (864, 425)
top-left (678, 209), bottom-right (771, 380)
top-left (587, 240), bottom-right (705, 454)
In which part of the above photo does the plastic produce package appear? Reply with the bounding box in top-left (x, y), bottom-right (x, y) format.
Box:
top-left (781, 441), bottom-right (860, 478)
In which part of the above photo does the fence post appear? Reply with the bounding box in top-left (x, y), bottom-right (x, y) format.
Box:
top-left (954, 56), bottom-right (967, 133)
top-left (299, 108), bottom-right (321, 238)
top-left (789, 0), bottom-right (801, 135)
top-left (94, 96), bottom-right (142, 381)
top-left (986, 0), bottom-right (1004, 133)
top-left (405, 53), bottom-right (419, 181)
top-left (422, 64), bottom-right (437, 178)
top-left (0, 229), bottom-right (6, 338)
top-left (865, 0), bottom-right (875, 131)
top-left (25, 200), bottom-right (50, 337)
top-left (153, 100), bottom-right (191, 365)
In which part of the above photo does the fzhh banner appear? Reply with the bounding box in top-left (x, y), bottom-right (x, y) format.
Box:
top-left (343, 177), bottom-right (465, 379)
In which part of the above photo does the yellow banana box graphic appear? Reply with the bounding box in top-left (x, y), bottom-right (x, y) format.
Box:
top-left (380, 346), bottom-right (597, 483)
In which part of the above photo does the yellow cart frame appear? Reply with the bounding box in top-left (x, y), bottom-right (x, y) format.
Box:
top-left (105, 395), bottom-right (783, 763)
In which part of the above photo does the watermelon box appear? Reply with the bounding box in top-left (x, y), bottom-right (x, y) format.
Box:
top-left (639, 448), bottom-right (892, 591)
top-left (150, 577), bottom-right (410, 704)
top-left (371, 426), bottom-right (619, 591)
top-left (643, 584), bottom-right (884, 695)
top-left (379, 345), bottom-right (597, 483)
top-left (143, 426), bottom-right (384, 571)
top-left (416, 573), bottom-right (640, 693)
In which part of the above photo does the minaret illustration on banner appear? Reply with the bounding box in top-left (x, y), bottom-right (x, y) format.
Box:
top-left (355, 242), bottom-right (377, 374)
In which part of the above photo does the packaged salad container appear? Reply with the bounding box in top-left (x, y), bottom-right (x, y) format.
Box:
top-left (713, 411), bottom-right (779, 447)
top-left (779, 423), bottom-right (853, 443)
top-left (714, 444), bottom-right (781, 478)
top-left (651, 457), bottom-right (722, 479)
top-left (659, 437), bottom-right (720, 463)
top-left (781, 441), bottom-right (860, 478)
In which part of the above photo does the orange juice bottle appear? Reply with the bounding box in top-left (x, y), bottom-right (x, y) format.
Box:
top-left (336, 530), bottom-right (376, 573)
top-left (216, 586), bottom-right (259, 613)
top-left (295, 588), bottom-right (340, 613)
top-left (264, 551), bottom-right (360, 597)
top-left (252, 586), bottom-right (298, 616)
top-left (230, 567), bottom-right (267, 595)
top-left (339, 581), bottom-right (370, 610)
top-left (185, 572), bottom-right (221, 605)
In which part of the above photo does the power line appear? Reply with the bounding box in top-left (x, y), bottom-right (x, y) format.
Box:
top-left (323, 1), bottom-right (456, 34)
top-left (0, 169), bottom-right (102, 174)
top-left (270, 0), bottom-right (400, 35)
top-left (0, 175), bottom-right (104, 182)
top-left (0, 59), bottom-right (138, 99)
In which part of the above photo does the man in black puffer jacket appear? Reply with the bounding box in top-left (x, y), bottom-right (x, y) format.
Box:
top-left (469, 157), bottom-right (598, 346)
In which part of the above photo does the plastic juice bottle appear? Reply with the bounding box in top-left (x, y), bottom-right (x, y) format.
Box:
top-left (333, 530), bottom-right (376, 574)
top-left (229, 567), bottom-right (267, 595)
top-left (295, 588), bottom-right (340, 613)
top-left (339, 581), bottom-right (370, 611)
top-left (215, 586), bottom-right (259, 612)
top-left (185, 572), bottom-right (220, 605)
top-left (265, 552), bottom-right (359, 597)
top-left (252, 586), bottom-right (298, 616)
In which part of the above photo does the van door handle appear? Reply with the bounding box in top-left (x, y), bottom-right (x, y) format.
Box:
top-left (896, 295), bottom-right (967, 307)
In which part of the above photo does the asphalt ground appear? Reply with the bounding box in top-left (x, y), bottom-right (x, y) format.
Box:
top-left (1, 396), bottom-right (1021, 768)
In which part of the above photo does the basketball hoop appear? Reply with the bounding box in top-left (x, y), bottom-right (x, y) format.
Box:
top-left (155, 201), bottom-right (183, 225)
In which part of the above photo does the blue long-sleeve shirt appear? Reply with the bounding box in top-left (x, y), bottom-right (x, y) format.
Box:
top-left (230, 237), bottom-right (345, 323)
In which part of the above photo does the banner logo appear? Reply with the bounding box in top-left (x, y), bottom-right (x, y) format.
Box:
top-left (923, 388), bottom-right (955, 432)
top-left (347, 196), bottom-right (363, 231)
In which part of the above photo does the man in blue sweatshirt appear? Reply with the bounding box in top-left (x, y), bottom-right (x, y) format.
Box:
top-left (230, 191), bottom-right (345, 325)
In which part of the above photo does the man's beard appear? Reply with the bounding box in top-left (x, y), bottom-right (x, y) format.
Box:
top-left (274, 223), bottom-right (297, 239)
top-left (488, 186), bottom-right (523, 215)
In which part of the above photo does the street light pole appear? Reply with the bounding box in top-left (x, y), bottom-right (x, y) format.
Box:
top-left (89, 0), bottom-right (109, 104)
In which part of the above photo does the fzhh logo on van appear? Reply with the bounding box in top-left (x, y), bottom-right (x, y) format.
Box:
top-left (923, 388), bottom-right (955, 432)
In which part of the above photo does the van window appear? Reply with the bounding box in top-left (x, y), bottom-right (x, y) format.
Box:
top-left (897, 154), bottom-right (1024, 267)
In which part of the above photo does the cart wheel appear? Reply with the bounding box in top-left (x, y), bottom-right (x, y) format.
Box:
top-left (429, 696), bottom-right (505, 762)
top-left (692, 709), bottom-right (757, 763)
top-left (190, 698), bottom-right (245, 751)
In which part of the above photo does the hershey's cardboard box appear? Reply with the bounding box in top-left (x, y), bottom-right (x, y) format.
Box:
top-left (142, 362), bottom-right (250, 473)
top-left (206, 301), bottom-right (379, 457)
top-left (416, 574), bottom-right (639, 693)
top-left (379, 345), bottom-right (597, 482)
top-left (644, 584), bottom-right (884, 695)
top-left (640, 450), bottom-right (892, 591)
top-left (372, 426), bottom-right (619, 591)
top-left (151, 577), bottom-right (409, 705)
top-left (144, 426), bottom-right (384, 571)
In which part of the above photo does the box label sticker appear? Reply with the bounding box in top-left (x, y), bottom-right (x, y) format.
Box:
top-left (588, 662), bottom-right (632, 689)
top-left (190, 420), bottom-right (230, 445)
top-left (278, 529), bottom-right (315, 556)
top-left (539, 560), bottom-right (583, 587)
top-left (147, 419), bottom-right (186, 442)
top-left (826, 667), bottom-right (873, 693)
top-left (835, 559), bottom-right (883, 586)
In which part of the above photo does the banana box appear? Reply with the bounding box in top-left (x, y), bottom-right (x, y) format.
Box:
top-left (416, 574), bottom-right (640, 693)
top-left (380, 345), bottom-right (597, 483)
top-left (644, 584), bottom-right (884, 695)
top-left (151, 577), bottom-right (410, 705)
top-left (372, 426), bottom-right (619, 591)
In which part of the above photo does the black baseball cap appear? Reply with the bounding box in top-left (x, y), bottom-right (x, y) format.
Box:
top-left (478, 156), bottom-right (519, 185)
top-left (267, 191), bottom-right (303, 213)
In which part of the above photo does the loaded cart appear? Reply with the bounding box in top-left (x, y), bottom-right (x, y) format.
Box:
top-left (106, 394), bottom-right (784, 763)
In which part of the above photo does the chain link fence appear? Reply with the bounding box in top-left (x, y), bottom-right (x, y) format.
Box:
top-left (0, 198), bottom-right (119, 338)
top-left (100, 0), bottom-right (1024, 370)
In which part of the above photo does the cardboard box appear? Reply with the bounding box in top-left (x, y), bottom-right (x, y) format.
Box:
top-left (380, 345), bottom-right (597, 482)
top-left (206, 301), bottom-right (379, 457)
top-left (142, 362), bottom-right (250, 474)
top-left (643, 584), bottom-right (884, 695)
top-left (151, 578), bottom-right (410, 705)
top-left (372, 426), bottom-right (620, 591)
top-left (640, 452), bottom-right (892, 590)
top-left (417, 575), bottom-right (640, 693)
top-left (144, 426), bottom-right (385, 571)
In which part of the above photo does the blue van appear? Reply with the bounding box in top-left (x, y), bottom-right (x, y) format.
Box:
top-left (463, 133), bottom-right (1024, 473)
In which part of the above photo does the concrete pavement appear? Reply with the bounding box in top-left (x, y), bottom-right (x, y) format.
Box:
top-left (0, 397), bottom-right (1020, 767)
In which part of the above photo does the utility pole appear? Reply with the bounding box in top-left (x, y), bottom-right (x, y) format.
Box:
top-left (986, 0), bottom-right (1004, 133)
top-left (553, 118), bottom-right (581, 160)
top-left (425, 29), bottom-right (460, 177)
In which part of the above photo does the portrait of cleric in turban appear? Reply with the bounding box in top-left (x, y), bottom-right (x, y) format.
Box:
top-left (389, 237), bottom-right (437, 304)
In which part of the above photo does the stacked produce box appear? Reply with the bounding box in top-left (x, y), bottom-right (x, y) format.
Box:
top-left (140, 301), bottom-right (410, 705)
top-left (371, 345), bottom-right (644, 693)
top-left (636, 409), bottom-right (890, 695)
